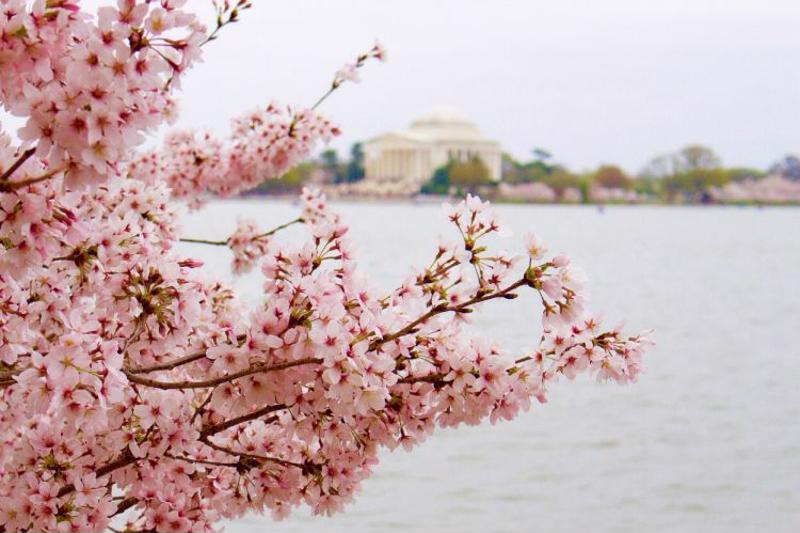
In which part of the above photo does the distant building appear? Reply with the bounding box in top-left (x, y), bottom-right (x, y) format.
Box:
top-left (362, 108), bottom-right (501, 194)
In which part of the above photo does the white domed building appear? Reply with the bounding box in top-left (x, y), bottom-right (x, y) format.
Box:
top-left (361, 108), bottom-right (502, 194)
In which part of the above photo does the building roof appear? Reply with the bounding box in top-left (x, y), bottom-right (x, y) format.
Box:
top-left (368, 107), bottom-right (498, 145)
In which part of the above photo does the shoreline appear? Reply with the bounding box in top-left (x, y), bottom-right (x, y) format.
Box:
top-left (231, 194), bottom-right (800, 208)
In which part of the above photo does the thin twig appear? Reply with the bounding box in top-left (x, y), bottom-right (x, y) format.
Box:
top-left (164, 451), bottom-right (239, 468)
top-left (369, 278), bottom-right (527, 351)
top-left (179, 217), bottom-right (304, 247)
top-left (257, 217), bottom-right (303, 239)
top-left (310, 86), bottom-right (337, 111)
top-left (179, 237), bottom-right (228, 246)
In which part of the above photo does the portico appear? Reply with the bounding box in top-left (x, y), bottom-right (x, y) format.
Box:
top-left (362, 108), bottom-right (502, 193)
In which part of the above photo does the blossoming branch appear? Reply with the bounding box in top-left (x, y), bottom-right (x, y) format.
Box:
top-left (0, 2), bottom-right (650, 532)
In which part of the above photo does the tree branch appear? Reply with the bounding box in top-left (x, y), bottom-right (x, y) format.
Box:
top-left (179, 217), bottom-right (304, 247)
top-left (200, 403), bottom-right (285, 437)
top-left (0, 164), bottom-right (64, 193)
top-left (112, 496), bottom-right (139, 517)
top-left (258, 217), bottom-right (304, 239)
top-left (179, 237), bottom-right (228, 246)
top-left (398, 373), bottom-right (446, 385)
top-left (57, 448), bottom-right (139, 498)
top-left (0, 148), bottom-right (35, 183)
top-left (124, 357), bottom-right (322, 390)
top-left (0, 367), bottom-right (24, 388)
top-left (164, 451), bottom-right (239, 468)
top-left (198, 436), bottom-right (304, 469)
top-left (369, 278), bottom-right (528, 351)
top-left (126, 351), bottom-right (207, 374)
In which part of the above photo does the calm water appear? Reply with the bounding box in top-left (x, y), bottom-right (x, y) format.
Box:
top-left (180, 201), bottom-right (800, 532)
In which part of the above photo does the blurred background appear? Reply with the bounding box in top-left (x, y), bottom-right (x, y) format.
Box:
top-left (168, 1), bottom-right (800, 531)
top-left (180, 0), bottom-right (800, 173)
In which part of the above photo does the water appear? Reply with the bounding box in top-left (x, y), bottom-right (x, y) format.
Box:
top-left (180, 201), bottom-right (800, 532)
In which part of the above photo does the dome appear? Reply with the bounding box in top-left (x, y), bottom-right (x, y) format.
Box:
top-left (407, 107), bottom-right (490, 142)
top-left (411, 107), bottom-right (474, 127)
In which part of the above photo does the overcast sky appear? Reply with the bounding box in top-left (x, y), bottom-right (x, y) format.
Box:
top-left (9, 1), bottom-right (800, 173)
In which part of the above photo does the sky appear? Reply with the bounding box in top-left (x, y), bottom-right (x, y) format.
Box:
top-left (7, 1), bottom-right (800, 173)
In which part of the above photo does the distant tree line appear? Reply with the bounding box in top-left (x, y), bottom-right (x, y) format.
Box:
top-left (420, 156), bottom-right (492, 195)
top-left (417, 144), bottom-right (796, 203)
top-left (250, 140), bottom-right (800, 203)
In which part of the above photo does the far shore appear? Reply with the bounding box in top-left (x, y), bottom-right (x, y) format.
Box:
top-left (230, 193), bottom-right (800, 208)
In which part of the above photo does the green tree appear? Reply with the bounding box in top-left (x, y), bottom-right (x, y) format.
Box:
top-left (639, 145), bottom-right (725, 202)
top-left (252, 162), bottom-right (315, 194)
top-left (640, 144), bottom-right (721, 179)
top-left (449, 156), bottom-right (492, 192)
top-left (502, 151), bottom-right (555, 184)
top-left (420, 161), bottom-right (454, 195)
top-left (531, 147), bottom-right (552, 162)
top-left (632, 176), bottom-right (659, 197)
top-left (662, 167), bottom-right (731, 201)
top-left (319, 148), bottom-right (344, 183)
top-left (674, 144), bottom-right (721, 172)
top-left (542, 167), bottom-right (586, 201)
top-left (344, 143), bottom-right (365, 183)
top-left (725, 167), bottom-right (764, 183)
top-left (421, 156), bottom-right (493, 195)
top-left (592, 165), bottom-right (631, 189)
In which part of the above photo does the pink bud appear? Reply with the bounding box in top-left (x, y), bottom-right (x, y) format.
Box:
top-left (178, 258), bottom-right (204, 268)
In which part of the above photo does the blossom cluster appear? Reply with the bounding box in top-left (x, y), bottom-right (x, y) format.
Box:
top-left (1, 0), bottom-right (207, 190)
top-left (127, 39), bottom-right (386, 207)
top-left (128, 105), bottom-right (341, 207)
top-left (0, 3), bottom-right (650, 532)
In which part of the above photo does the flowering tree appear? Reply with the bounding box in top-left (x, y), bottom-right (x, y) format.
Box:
top-left (0, 2), bottom-right (651, 531)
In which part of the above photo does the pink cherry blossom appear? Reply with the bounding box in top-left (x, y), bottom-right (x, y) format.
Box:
top-left (0, 4), bottom-right (651, 532)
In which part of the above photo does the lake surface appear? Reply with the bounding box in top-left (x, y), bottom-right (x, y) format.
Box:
top-left (180, 201), bottom-right (800, 532)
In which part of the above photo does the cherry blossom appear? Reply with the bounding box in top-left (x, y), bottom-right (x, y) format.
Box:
top-left (0, 3), bottom-right (651, 532)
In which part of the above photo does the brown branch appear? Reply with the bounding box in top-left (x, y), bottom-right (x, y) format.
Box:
top-left (124, 357), bottom-right (322, 390)
top-left (164, 451), bottom-right (239, 468)
top-left (57, 448), bottom-right (139, 498)
top-left (191, 388), bottom-right (217, 424)
top-left (398, 373), bottom-right (446, 385)
top-left (258, 217), bottom-right (304, 239)
top-left (0, 367), bottom-right (25, 387)
top-left (179, 237), bottom-right (228, 246)
top-left (0, 147), bottom-right (35, 183)
top-left (126, 351), bottom-right (207, 374)
top-left (198, 435), bottom-right (304, 470)
top-left (0, 165), bottom-right (64, 193)
top-left (112, 496), bottom-right (139, 517)
top-left (179, 217), bottom-right (304, 247)
top-left (369, 278), bottom-right (528, 351)
top-left (201, 404), bottom-right (286, 437)
top-left (201, 1), bottom-right (252, 47)
top-left (310, 86), bottom-right (338, 112)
